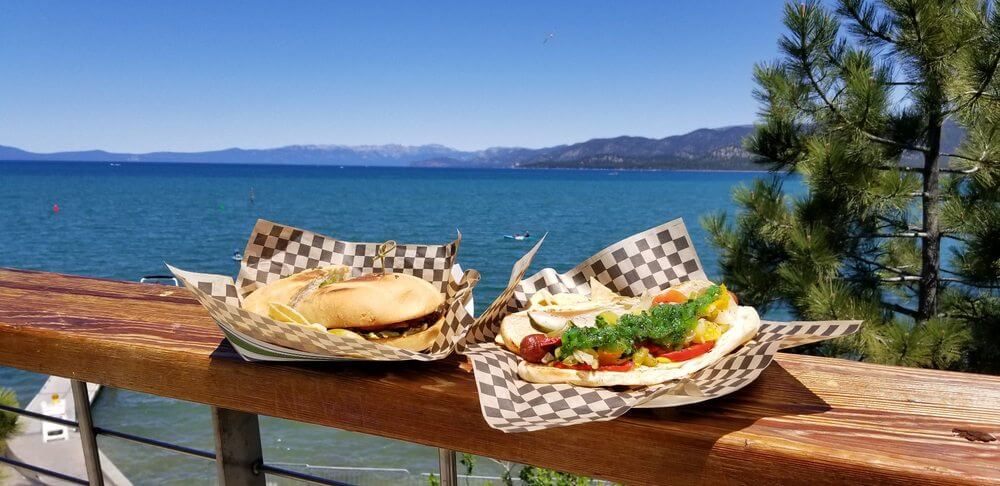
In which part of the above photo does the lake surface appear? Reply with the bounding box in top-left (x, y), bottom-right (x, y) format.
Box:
top-left (0, 161), bottom-right (801, 484)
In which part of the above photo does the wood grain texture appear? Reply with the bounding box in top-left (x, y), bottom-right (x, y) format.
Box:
top-left (0, 268), bottom-right (997, 485)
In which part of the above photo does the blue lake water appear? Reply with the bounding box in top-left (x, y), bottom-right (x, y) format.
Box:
top-left (0, 161), bottom-right (801, 484)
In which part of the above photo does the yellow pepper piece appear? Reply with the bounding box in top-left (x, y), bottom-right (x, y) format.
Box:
top-left (632, 347), bottom-right (650, 366)
top-left (268, 302), bottom-right (311, 325)
top-left (328, 328), bottom-right (366, 340)
top-left (597, 310), bottom-right (619, 325)
top-left (269, 303), bottom-right (329, 333)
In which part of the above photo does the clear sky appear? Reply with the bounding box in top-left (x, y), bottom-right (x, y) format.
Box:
top-left (0, 1), bottom-right (788, 153)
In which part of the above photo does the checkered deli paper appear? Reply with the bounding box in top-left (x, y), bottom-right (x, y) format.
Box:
top-left (168, 219), bottom-right (479, 362)
top-left (458, 218), bottom-right (860, 432)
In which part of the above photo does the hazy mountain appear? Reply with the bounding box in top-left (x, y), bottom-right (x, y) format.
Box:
top-left (0, 122), bottom-right (965, 170)
top-left (415, 122), bottom-right (966, 170)
top-left (0, 144), bottom-right (467, 167)
top-left (413, 125), bottom-right (758, 170)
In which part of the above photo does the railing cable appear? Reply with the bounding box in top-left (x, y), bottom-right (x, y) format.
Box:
top-left (0, 455), bottom-right (89, 485)
top-left (93, 427), bottom-right (216, 461)
top-left (0, 402), bottom-right (79, 427)
top-left (258, 463), bottom-right (354, 486)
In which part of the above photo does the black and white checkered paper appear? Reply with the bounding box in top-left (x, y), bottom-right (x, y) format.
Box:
top-left (459, 218), bottom-right (860, 432)
top-left (169, 219), bottom-right (479, 362)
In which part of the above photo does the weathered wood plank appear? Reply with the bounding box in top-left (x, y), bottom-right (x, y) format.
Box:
top-left (0, 268), bottom-right (997, 485)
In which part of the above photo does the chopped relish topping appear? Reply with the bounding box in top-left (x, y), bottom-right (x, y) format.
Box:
top-left (558, 285), bottom-right (723, 357)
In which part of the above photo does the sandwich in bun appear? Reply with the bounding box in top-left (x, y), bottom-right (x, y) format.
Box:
top-left (243, 265), bottom-right (446, 351)
top-left (497, 279), bottom-right (760, 387)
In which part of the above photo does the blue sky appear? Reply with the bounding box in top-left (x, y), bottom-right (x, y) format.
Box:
top-left (0, 1), bottom-right (787, 152)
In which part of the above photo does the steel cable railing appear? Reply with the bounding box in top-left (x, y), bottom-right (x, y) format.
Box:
top-left (0, 391), bottom-right (376, 486)
top-left (0, 454), bottom-right (89, 485)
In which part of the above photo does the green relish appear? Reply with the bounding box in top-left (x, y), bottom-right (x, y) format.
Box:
top-left (559, 285), bottom-right (722, 357)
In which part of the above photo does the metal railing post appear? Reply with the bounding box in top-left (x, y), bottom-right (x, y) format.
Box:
top-left (438, 448), bottom-right (457, 486)
top-left (70, 379), bottom-right (104, 486)
top-left (211, 406), bottom-right (265, 486)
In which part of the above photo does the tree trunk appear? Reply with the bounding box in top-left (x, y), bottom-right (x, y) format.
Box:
top-left (918, 113), bottom-right (942, 322)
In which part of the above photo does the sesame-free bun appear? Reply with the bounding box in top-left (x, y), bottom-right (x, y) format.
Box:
top-left (296, 273), bottom-right (445, 330)
top-left (242, 267), bottom-right (336, 317)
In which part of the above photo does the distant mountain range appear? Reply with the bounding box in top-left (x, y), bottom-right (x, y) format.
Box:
top-left (414, 125), bottom-right (758, 170)
top-left (0, 143), bottom-right (462, 167)
top-left (0, 123), bottom-right (964, 170)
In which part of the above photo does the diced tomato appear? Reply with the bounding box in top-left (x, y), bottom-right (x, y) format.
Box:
top-left (652, 289), bottom-right (687, 305)
top-left (641, 341), bottom-right (669, 355)
top-left (553, 361), bottom-right (592, 370)
top-left (728, 290), bottom-right (739, 305)
top-left (553, 361), bottom-right (635, 372)
top-left (660, 341), bottom-right (715, 362)
top-left (598, 361), bottom-right (634, 372)
top-left (596, 350), bottom-right (625, 366)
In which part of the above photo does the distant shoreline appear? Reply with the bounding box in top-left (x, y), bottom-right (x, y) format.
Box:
top-left (0, 159), bottom-right (773, 173)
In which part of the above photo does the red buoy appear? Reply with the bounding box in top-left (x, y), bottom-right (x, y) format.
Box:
top-left (52, 203), bottom-right (60, 213)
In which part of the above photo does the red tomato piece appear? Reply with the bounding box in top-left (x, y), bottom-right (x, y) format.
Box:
top-left (640, 341), bottom-right (669, 355)
top-left (598, 361), bottom-right (634, 372)
top-left (552, 361), bottom-right (635, 372)
top-left (660, 341), bottom-right (716, 362)
top-left (552, 362), bottom-right (591, 370)
top-left (596, 350), bottom-right (625, 366)
top-left (652, 289), bottom-right (687, 306)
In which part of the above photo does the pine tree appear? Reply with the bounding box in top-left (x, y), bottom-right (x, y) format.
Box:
top-left (704, 0), bottom-right (1000, 372)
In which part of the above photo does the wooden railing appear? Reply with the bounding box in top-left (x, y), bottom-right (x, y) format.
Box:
top-left (0, 268), bottom-right (997, 485)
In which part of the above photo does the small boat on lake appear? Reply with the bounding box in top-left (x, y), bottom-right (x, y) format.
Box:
top-left (503, 232), bottom-right (532, 241)
top-left (138, 275), bottom-right (180, 286)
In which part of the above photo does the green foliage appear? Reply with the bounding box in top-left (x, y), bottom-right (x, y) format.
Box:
top-left (518, 466), bottom-right (594, 486)
top-left (427, 472), bottom-right (441, 486)
top-left (707, 0), bottom-right (1000, 373)
top-left (0, 387), bottom-right (21, 450)
top-left (460, 453), bottom-right (476, 486)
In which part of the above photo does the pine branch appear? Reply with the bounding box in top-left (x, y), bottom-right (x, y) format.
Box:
top-left (875, 165), bottom-right (923, 172)
top-left (874, 231), bottom-right (928, 237)
top-left (839, 0), bottom-right (896, 44)
top-left (800, 42), bottom-right (1000, 171)
top-left (904, 1), bottom-right (924, 51)
top-left (796, 40), bottom-right (921, 153)
top-left (798, 3), bottom-right (1000, 178)
top-left (854, 255), bottom-right (917, 275)
top-left (943, 233), bottom-right (970, 242)
top-left (875, 163), bottom-right (983, 174)
top-left (882, 301), bottom-right (919, 317)
top-left (940, 277), bottom-right (1000, 289)
top-left (940, 165), bottom-right (981, 174)
top-left (951, 48), bottom-right (1000, 114)
top-left (876, 215), bottom-right (914, 229)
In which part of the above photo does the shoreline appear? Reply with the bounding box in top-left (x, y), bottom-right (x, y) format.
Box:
top-left (1, 159), bottom-right (774, 174)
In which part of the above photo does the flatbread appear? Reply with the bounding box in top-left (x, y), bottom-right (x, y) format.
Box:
top-left (516, 305), bottom-right (760, 387)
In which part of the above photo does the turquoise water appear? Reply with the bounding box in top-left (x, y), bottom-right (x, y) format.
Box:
top-left (0, 161), bottom-right (799, 484)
